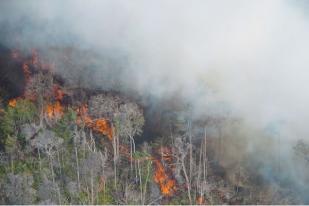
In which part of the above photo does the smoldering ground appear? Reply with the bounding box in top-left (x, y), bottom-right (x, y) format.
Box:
top-left (1, 0), bottom-right (309, 202)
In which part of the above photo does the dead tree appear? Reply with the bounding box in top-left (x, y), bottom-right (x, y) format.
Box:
top-left (88, 94), bottom-right (121, 189)
top-left (173, 136), bottom-right (192, 204)
top-left (25, 72), bottom-right (53, 127)
top-left (118, 102), bottom-right (145, 171)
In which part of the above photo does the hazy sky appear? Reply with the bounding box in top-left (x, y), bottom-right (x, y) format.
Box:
top-left (1, 0), bottom-right (309, 142)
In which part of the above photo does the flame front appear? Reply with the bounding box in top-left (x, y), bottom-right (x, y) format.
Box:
top-left (8, 99), bottom-right (17, 107)
top-left (92, 119), bottom-right (113, 140)
top-left (77, 105), bottom-right (113, 140)
top-left (7, 49), bottom-right (113, 141)
top-left (45, 101), bottom-right (64, 119)
top-left (153, 159), bottom-right (176, 197)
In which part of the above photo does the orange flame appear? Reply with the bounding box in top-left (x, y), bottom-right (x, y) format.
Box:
top-left (76, 105), bottom-right (113, 140)
top-left (8, 99), bottom-right (17, 108)
top-left (153, 159), bottom-right (176, 197)
top-left (196, 195), bottom-right (205, 205)
top-left (45, 101), bottom-right (64, 119)
top-left (92, 119), bottom-right (113, 140)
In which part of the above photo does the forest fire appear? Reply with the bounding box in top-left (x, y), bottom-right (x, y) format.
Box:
top-left (45, 101), bottom-right (64, 119)
top-left (5, 47), bottom-right (179, 203)
top-left (76, 105), bottom-right (113, 140)
top-left (196, 195), bottom-right (205, 205)
top-left (2, 1), bottom-right (307, 203)
top-left (76, 105), bottom-right (92, 125)
top-left (8, 48), bottom-right (114, 140)
top-left (92, 119), bottom-right (113, 140)
top-left (8, 99), bottom-right (17, 107)
top-left (153, 159), bottom-right (177, 197)
top-left (53, 85), bottom-right (65, 101)
top-left (158, 146), bottom-right (174, 163)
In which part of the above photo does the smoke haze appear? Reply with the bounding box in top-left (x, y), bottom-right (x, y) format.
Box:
top-left (1, 0), bottom-right (309, 200)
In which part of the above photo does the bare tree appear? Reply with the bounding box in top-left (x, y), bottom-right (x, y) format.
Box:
top-left (79, 151), bottom-right (104, 204)
top-left (24, 72), bottom-right (53, 127)
top-left (30, 129), bottom-right (63, 183)
top-left (88, 94), bottom-right (121, 119)
top-left (196, 126), bottom-right (208, 199)
top-left (88, 94), bottom-right (121, 189)
top-left (173, 136), bottom-right (192, 204)
top-left (118, 102), bottom-right (144, 170)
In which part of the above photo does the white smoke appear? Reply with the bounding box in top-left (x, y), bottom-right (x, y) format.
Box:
top-left (1, 0), bottom-right (309, 199)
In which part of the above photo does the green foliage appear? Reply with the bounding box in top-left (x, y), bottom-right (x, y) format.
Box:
top-left (132, 150), bottom-right (151, 159)
top-left (32, 171), bottom-right (43, 191)
top-left (132, 150), bottom-right (153, 198)
top-left (97, 181), bottom-right (115, 205)
top-left (77, 191), bottom-right (89, 204)
top-left (0, 110), bottom-right (14, 139)
top-left (61, 151), bottom-right (76, 178)
top-left (12, 160), bottom-right (33, 174)
top-left (0, 99), bottom-right (37, 138)
top-left (0, 164), bottom-right (7, 179)
top-left (53, 108), bottom-right (76, 143)
top-left (8, 99), bottom-right (37, 125)
top-left (4, 135), bottom-right (18, 153)
top-left (0, 94), bottom-right (152, 204)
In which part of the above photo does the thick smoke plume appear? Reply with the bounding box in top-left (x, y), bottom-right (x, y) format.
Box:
top-left (1, 0), bottom-right (309, 201)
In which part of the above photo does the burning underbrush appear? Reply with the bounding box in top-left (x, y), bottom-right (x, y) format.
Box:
top-left (76, 104), bottom-right (113, 140)
top-left (1, 48), bottom-right (183, 202)
top-left (0, 48), bottom-right (301, 205)
top-left (153, 158), bottom-right (177, 197)
top-left (5, 49), bottom-right (115, 141)
top-left (0, 49), bottom-right (233, 204)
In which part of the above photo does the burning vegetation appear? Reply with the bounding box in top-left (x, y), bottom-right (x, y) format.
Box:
top-left (76, 104), bottom-right (114, 140)
top-left (8, 99), bottom-right (17, 107)
top-left (0, 48), bottom-right (304, 205)
top-left (1, 48), bottom-right (182, 203)
top-left (45, 101), bottom-right (64, 119)
top-left (153, 159), bottom-right (177, 197)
